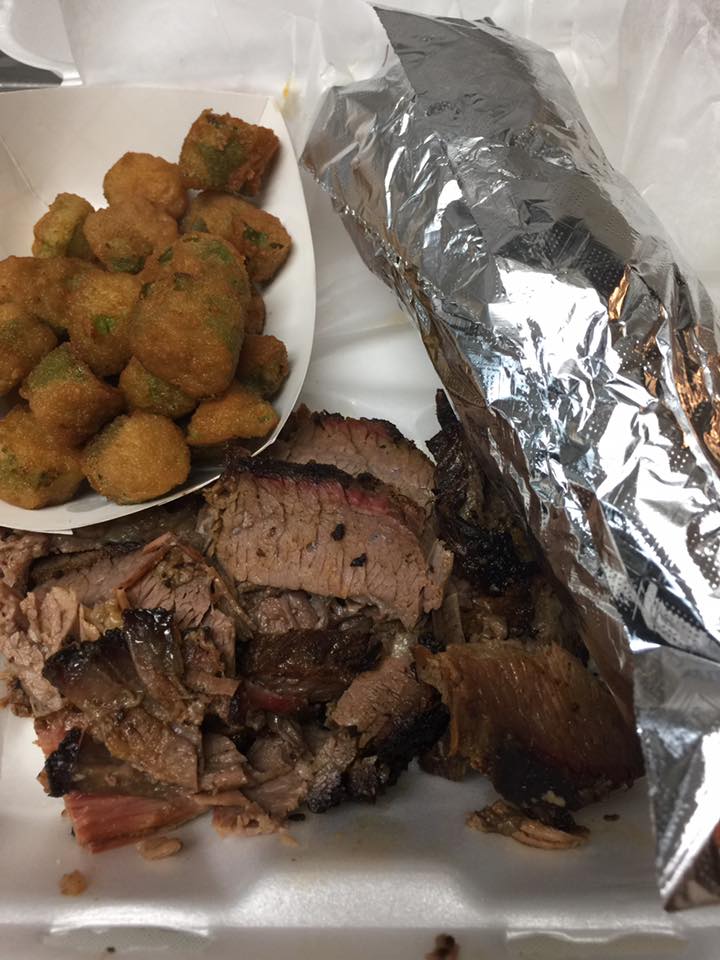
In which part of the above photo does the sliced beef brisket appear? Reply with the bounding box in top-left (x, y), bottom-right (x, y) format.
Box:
top-left (273, 406), bottom-right (436, 509)
top-left (201, 457), bottom-right (451, 629)
top-left (64, 792), bottom-right (204, 853)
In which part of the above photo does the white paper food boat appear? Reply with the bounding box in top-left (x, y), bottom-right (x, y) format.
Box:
top-left (0, 85), bottom-right (315, 533)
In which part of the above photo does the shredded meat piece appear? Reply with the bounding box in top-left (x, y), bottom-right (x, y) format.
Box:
top-left (136, 835), bottom-right (183, 860)
top-left (467, 799), bottom-right (588, 850)
top-left (212, 798), bottom-right (281, 837)
top-left (330, 656), bottom-right (435, 748)
top-left (0, 583), bottom-right (77, 715)
top-left (0, 531), bottom-right (48, 591)
top-left (240, 621), bottom-right (381, 705)
top-left (59, 870), bottom-right (88, 896)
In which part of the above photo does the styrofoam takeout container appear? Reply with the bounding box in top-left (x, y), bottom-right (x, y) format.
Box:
top-left (2, 4), bottom-right (720, 958)
top-left (0, 85), bottom-right (315, 533)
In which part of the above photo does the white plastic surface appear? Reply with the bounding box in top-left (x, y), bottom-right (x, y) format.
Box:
top-left (0, 85), bottom-right (316, 533)
top-left (3, 0), bottom-right (720, 955)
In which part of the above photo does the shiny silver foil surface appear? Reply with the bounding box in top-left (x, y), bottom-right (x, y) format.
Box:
top-left (302, 6), bottom-right (720, 909)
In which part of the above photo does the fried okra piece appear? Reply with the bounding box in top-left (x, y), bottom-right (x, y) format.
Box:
top-left (66, 270), bottom-right (139, 376)
top-left (30, 258), bottom-right (94, 334)
top-left (103, 152), bottom-right (188, 219)
top-left (179, 109), bottom-right (279, 196)
top-left (187, 381), bottom-right (279, 446)
top-left (32, 193), bottom-right (94, 260)
top-left (119, 357), bottom-right (196, 419)
top-left (232, 204), bottom-right (291, 284)
top-left (181, 192), bottom-right (291, 283)
top-left (141, 232), bottom-right (250, 295)
top-left (131, 269), bottom-right (247, 398)
top-left (84, 198), bottom-right (178, 274)
top-left (20, 344), bottom-right (124, 445)
top-left (246, 289), bottom-right (265, 334)
top-left (235, 334), bottom-right (288, 398)
top-left (82, 411), bottom-right (190, 504)
top-left (0, 405), bottom-right (83, 509)
top-left (0, 256), bottom-right (92, 335)
top-left (0, 303), bottom-right (57, 396)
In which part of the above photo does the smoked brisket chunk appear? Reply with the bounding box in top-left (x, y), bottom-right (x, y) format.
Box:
top-left (240, 620), bottom-right (381, 705)
top-left (42, 616), bottom-right (199, 791)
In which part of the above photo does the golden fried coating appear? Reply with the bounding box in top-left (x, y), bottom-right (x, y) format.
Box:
top-left (32, 193), bottom-right (94, 260)
top-left (30, 258), bottom-right (94, 334)
top-left (235, 334), bottom-right (288, 397)
top-left (187, 381), bottom-right (279, 446)
top-left (0, 304), bottom-right (57, 396)
top-left (141, 232), bottom-right (250, 295)
top-left (20, 344), bottom-right (124, 445)
top-left (246, 288), bottom-right (265, 334)
top-left (84, 198), bottom-right (178, 274)
top-left (0, 405), bottom-right (83, 509)
top-left (0, 255), bottom-right (31, 304)
top-left (0, 256), bottom-right (93, 335)
top-left (82, 411), bottom-right (190, 504)
top-left (181, 192), bottom-right (291, 283)
top-left (130, 269), bottom-right (247, 398)
top-left (181, 191), bottom-right (234, 237)
top-left (119, 356), bottom-right (196, 419)
top-left (103, 152), bottom-right (188, 219)
top-left (179, 109), bottom-right (279, 196)
top-left (66, 270), bottom-right (139, 376)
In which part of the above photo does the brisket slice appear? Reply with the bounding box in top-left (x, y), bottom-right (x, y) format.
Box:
top-left (64, 792), bottom-right (204, 853)
top-left (31, 545), bottom-right (161, 608)
top-left (41, 728), bottom-right (186, 800)
top-left (32, 535), bottom-right (235, 644)
top-left (415, 641), bottom-right (643, 815)
top-left (201, 458), bottom-right (452, 629)
top-left (273, 405), bottom-right (436, 509)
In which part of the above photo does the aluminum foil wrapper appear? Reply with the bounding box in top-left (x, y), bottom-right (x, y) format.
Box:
top-left (302, 6), bottom-right (720, 909)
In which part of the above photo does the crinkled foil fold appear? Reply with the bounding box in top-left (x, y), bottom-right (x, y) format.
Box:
top-left (302, 6), bottom-right (720, 909)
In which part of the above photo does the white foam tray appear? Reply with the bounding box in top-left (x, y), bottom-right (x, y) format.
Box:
top-left (2, 3), bottom-right (720, 954)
